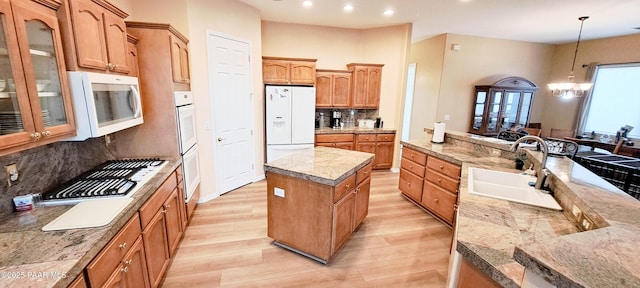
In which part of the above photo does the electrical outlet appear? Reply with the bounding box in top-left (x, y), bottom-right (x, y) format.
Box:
top-left (274, 187), bottom-right (285, 198)
top-left (5, 163), bottom-right (18, 186)
top-left (579, 214), bottom-right (594, 231)
top-left (571, 204), bottom-right (582, 220)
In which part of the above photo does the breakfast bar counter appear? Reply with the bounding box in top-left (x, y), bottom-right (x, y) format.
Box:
top-left (402, 131), bottom-right (640, 287)
top-left (264, 146), bottom-right (374, 263)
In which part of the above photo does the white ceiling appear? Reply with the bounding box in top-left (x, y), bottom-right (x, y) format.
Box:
top-left (238, 0), bottom-right (640, 44)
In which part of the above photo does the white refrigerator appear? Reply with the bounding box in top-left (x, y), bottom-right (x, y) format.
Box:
top-left (266, 85), bottom-right (316, 162)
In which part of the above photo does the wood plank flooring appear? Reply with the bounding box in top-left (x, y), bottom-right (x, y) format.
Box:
top-left (162, 170), bottom-right (452, 287)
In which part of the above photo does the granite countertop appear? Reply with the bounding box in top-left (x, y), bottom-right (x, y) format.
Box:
top-left (402, 131), bottom-right (640, 287)
top-left (0, 158), bottom-right (181, 288)
top-left (264, 146), bottom-right (374, 186)
top-left (315, 127), bottom-right (397, 134)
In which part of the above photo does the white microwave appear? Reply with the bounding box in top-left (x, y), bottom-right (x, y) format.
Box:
top-left (66, 72), bottom-right (143, 141)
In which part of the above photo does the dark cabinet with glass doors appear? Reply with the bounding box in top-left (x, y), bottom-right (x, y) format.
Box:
top-left (469, 77), bottom-right (538, 136)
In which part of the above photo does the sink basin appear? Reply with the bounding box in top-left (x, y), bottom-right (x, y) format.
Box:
top-left (468, 167), bottom-right (562, 210)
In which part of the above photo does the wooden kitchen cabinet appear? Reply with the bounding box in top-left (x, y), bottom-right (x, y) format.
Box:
top-left (422, 155), bottom-right (461, 226)
top-left (458, 257), bottom-right (502, 288)
top-left (353, 162), bottom-right (372, 229)
top-left (139, 171), bottom-right (179, 288)
top-left (60, 0), bottom-right (130, 74)
top-left (398, 146), bottom-right (427, 203)
top-left (68, 274), bottom-right (88, 288)
top-left (0, 0), bottom-right (76, 156)
top-left (86, 213), bottom-right (149, 288)
top-left (331, 191), bottom-right (355, 255)
top-left (126, 34), bottom-right (139, 77)
top-left (170, 34), bottom-right (190, 84)
top-left (469, 76), bottom-right (538, 136)
top-left (355, 133), bottom-right (395, 169)
top-left (316, 69), bottom-right (351, 108)
top-left (315, 133), bottom-right (354, 150)
top-left (262, 56), bottom-right (317, 85)
top-left (347, 63), bottom-right (383, 109)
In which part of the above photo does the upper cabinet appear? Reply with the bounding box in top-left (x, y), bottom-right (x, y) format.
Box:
top-left (58, 0), bottom-right (130, 74)
top-left (315, 69), bottom-right (351, 108)
top-left (0, 0), bottom-right (76, 156)
top-left (347, 63), bottom-right (383, 109)
top-left (170, 34), bottom-right (190, 84)
top-left (126, 34), bottom-right (139, 77)
top-left (469, 76), bottom-right (538, 136)
top-left (262, 56), bottom-right (317, 85)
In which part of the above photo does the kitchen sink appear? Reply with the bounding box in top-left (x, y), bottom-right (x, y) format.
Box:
top-left (468, 167), bottom-right (562, 210)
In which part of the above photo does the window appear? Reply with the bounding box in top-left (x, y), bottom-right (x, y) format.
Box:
top-left (580, 63), bottom-right (640, 139)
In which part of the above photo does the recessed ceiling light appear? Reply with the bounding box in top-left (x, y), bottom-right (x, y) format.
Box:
top-left (344, 4), bottom-right (354, 12)
top-left (302, 1), bottom-right (312, 7)
top-left (383, 9), bottom-right (394, 16)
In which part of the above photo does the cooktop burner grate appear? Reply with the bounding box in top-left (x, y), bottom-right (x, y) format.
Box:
top-left (42, 158), bottom-right (165, 202)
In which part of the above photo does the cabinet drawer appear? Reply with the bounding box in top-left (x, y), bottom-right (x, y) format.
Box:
top-left (334, 173), bottom-right (356, 202)
top-left (376, 133), bottom-right (395, 142)
top-left (356, 134), bottom-right (376, 142)
top-left (426, 157), bottom-right (461, 179)
top-left (400, 158), bottom-right (425, 178)
top-left (86, 213), bottom-right (142, 287)
top-left (399, 168), bottom-right (423, 202)
top-left (421, 181), bottom-right (457, 224)
top-left (402, 147), bottom-right (427, 166)
top-left (140, 172), bottom-right (177, 228)
top-left (425, 169), bottom-right (460, 193)
top-left (316, 134), bottom-right (354, 143)
top-left (356, 162), bottom-right (373, 184)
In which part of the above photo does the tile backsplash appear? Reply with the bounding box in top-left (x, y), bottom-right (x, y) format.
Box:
top-left (316, 109), bottom-right (379, 128)
top-left (0, 138), bottom-right (116, 218)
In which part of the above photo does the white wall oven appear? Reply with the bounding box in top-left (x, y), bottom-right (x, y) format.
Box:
top-left (67, 72), bottom-right (143, 141)
top-left (175, 91), bottom-right (201, 202)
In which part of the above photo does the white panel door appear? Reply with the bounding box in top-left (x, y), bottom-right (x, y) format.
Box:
top-left (207, 33), bottom-right (254, 195)
top-left (265, 86), bottom-right (292, 145)
top-left (291, 87), bottom-right (316, 144)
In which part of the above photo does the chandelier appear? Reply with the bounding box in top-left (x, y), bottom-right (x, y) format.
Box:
top-left (548, 16), bottom-right (593, 98)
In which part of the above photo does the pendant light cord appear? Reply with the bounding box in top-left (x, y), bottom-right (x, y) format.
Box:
top-left (571, 16), bottom-right (589, 74)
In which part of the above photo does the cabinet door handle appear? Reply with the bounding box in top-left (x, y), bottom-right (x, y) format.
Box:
top-left (121, 265), bottom-right (129, 273)
top-left (345, 184), bottom-right (350, 189)
top-left (30, 132), bottom-right (41, 140)
top-left (166, 204), bottom-right (171, 209)
top-left (41, 131), bottom-right (51, 136)
top-left (162, 208), bottom-right (167, 214)
top-left (435, 198), bottom-right (439, 203)
top-left (407, 182), bottom-right (411, 187)
top-left (118, 243), bottom-right (127, 249)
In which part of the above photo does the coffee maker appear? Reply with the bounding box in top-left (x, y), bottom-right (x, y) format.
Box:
top-left (331, 111), bottom-right (342, 129)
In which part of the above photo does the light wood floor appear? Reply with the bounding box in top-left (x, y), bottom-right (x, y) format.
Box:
top-left (162, 170), bottom-right (452, 287)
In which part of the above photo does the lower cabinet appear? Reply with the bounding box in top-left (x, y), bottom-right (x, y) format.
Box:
top-left (318, 132), bottom-right (395, 169)
top-left (458, 257), bottom-right (502, 288)
top-left (331, 191), bottom-right (356, 255)
top-left (85, 167), bottom-right (184, 288)
top-left (315, 134), bottom-right (355, 150)
top-left (68, 274), bottom-right (88, 288)
top-left (398, 146), bottom-right (461, 227)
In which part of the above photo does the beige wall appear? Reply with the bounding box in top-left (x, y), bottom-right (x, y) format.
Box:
top-left (129, 0), bottom-right (189, 35)
top-left (406, 34), bottom-right (446, 140)
top-left (542, 33), bottom-right (640, 136)
top-left (408, 34), bottom-right (555, 137)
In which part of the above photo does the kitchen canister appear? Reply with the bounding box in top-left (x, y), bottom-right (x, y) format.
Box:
top-left (432, 122), bottom-right (446, 143)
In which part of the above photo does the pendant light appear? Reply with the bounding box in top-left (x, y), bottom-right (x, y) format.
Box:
top-left (548, 16), bottom-right (593, 98)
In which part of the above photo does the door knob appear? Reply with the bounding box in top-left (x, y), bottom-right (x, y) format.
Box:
top-left (218, 137), bottom-right (224, 142)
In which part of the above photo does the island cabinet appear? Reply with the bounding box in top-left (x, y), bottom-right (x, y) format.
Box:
top-left (355, 133), bottom-right (395, 169)
top-left (262, 56), bottom-right (317, 85)
top-left (458, 257), bottom-right (502, 288)
top-left (68, 274), bottom-right (88, 288)
top-left (59, 0), bottom-right (130, 74)
top-left (0, 0), bottom-right (76, 157)
top-left (315, 69), bottom-right (351, 108)
top-left (347, 63), bottom-right (383, 109)
top-left (265, 147), bottom-right (373, 263)
top-left (315, 133), bottom-right (354, 150)
top-left (139, 171), bottom-right (181, 288)
top-left (399, 146), bottom-right (461, 227)
top-left (86, 213), bottom-right (150, 288)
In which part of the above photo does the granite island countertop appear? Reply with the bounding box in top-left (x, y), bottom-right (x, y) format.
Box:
top-left (315, 127), bottom-right (397, 134)
top-left (402, 131), bottom-right (640, 287)
top-left (264, 146), bottom-right (374, 186)
top-left (0, 158), bottom-right (182, 288)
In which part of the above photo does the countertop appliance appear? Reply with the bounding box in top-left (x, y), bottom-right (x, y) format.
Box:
top-left (266, 85), bottom-right (316, 162)
top-left (41, 159), bottom-right (166, 206)
top-left (174, 91), bottom-right (201, 204)
top-left (66, 72), bottom-right (143, 141)
top-left (331, 110), bottom-right (342, 129)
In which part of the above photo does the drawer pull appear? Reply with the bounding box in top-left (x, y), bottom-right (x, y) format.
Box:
top-left (435, 198), bottom-right (439, 203)
top-left (125, 259), bottom-right (132, 266)
top-left (407, 182), bottom-right (411, 187)
top-left (345, 184), bottom-right (351, 189)
top-left (166, 204), bottom-right (171, 209)
top-left (439, 165), bottom-right (444, 169)
top-left (437, 178), bottom-right (442, 183)
top-left (410, 165), bottom-right (413, 169)
top-left (364, 171), bottom-right (369, 175)
top-left (121, 266), bottom-right (129, 273)
top-left (118, 243), bottom-right (127, 249)
top-left (411, 155), bottom-right (414, 158)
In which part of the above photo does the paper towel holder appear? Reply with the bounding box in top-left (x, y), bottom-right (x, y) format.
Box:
top-left (431, 121), bottom-right (445, 144)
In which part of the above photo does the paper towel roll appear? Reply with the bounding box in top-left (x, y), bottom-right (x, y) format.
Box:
top-left (432, 122), bottom-right (445, 143)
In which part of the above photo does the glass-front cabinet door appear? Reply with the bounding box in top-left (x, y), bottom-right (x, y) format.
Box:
top-left (517, 92), bottom-right (533, 127)
top-left (502, 91), bottom-right (522, 130)
top-left (470, 89), bottom-right (488, 133)
top-left (486, 90), bottom-right (503, 134)
top-left (1, 0), bottom-right (75, 152)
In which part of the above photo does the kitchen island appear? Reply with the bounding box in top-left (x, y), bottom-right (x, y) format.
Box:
top-left (402, 131), bottom-right (640, 287)
top-left (264, 146), bottom-right (374, 263)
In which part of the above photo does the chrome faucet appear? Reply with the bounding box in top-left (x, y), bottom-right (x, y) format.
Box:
top-left (510, 136), bottom-right (551, 190)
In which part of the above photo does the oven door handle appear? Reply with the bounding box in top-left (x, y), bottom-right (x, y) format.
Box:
top-left (131, 85), bottom-right (142, 118)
